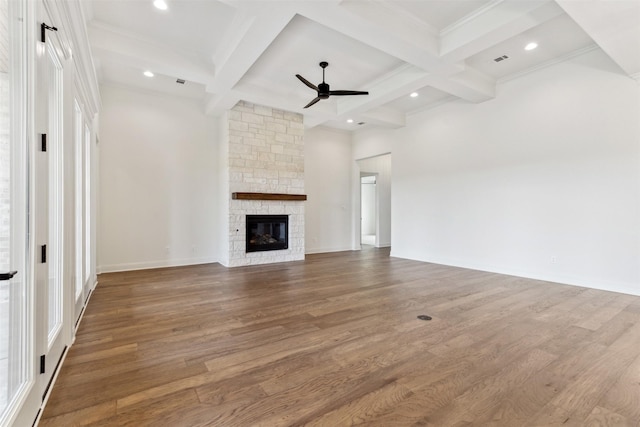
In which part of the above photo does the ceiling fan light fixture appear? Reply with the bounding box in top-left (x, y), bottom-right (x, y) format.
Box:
top-left (153, 0), bottom-right (168, 10)
top-left (525, 42), bottom-right (538, 51)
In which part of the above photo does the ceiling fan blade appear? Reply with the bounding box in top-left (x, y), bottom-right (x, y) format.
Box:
top-left (329, 90), bottom-right (369, 96)
top-left (303, 97), bottom-right (322, 109)
top-left (296, 74), bottom-right (319, 91)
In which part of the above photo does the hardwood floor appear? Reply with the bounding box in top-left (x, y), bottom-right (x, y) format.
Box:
top-left (40, 248), bottom-right (640, 426)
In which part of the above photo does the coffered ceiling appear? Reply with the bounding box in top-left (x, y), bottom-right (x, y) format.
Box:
top-left (83, 0), bottom-right (640, 130)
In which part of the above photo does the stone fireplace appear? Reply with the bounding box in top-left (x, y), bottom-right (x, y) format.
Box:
top-left (222, 101), bottom-right (305, 267)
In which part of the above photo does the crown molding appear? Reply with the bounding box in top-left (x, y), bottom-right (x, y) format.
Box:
top-left (440, 0), bottom-right (505, 36)
top-left (376, 0), bottom-right (439, 38)
top-left (88, 20), bottom-right (205, 63)
top-left (99, 80), bottom-right (206, 103)
top-left (497, 44), bottom-right (600, 84)
top-left (44, 0), bottom-right (101, 116)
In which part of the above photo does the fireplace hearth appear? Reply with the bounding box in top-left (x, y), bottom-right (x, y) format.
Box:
top-left (246, 215), bottom-right (289, 252)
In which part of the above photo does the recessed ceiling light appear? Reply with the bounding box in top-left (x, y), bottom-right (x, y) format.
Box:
top-left (143, 70), bottom-right (154, 77)
top-left (525, 42), bottom-right (538, 51)
top-left (153, 0), bottom-right (168, 10)
top-left (410, 92), bottom-right (419, 98)
top-left (347, 119), bottom-right (354, 123)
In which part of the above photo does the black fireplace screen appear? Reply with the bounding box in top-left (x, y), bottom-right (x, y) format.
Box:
top-left (246, 215), bottom-right (289, 252)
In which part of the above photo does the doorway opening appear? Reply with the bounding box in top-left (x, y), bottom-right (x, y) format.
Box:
top-left (356, 153), bottom-right (391, 250)
top-left (360, 175), bottom-right (377, 246)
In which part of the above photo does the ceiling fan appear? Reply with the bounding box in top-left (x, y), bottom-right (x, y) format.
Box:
top-left (296, 61), bottom-right (369, 108)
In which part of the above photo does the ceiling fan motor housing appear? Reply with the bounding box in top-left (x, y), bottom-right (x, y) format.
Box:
top-left (318, 83), bottom-right (330, 98)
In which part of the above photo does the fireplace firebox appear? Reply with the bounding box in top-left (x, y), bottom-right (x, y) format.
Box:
top-left (246, 215), bottom-right (289, 252)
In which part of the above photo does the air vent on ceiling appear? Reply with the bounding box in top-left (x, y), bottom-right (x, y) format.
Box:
top-left (494, 55), bottom-right (509, 63)
top-left (358, 122), bottom-right (366, 126)
top-left (176, 78), bottom-right (186, 84)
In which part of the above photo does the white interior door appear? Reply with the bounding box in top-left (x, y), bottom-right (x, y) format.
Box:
top-left (83, 124), bottom-right (91, 298)
top-left (2, 1), bottom-right (76, 424)
top-left (73, 102), bottom-right (92, 323)
top-left (0, 0), bottom-right (30, 424)
top-left (34, 4), bottom-right (67, 403)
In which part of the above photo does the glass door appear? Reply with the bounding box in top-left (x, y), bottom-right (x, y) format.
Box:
top-left (73, 101), bottom-right (86, 321)
top-left (0, 0), bottom-right (29, 424)
top-left (34, 2), bottom-right (66, 392)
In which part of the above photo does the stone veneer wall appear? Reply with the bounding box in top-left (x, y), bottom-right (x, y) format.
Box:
top-left (226, 101), bottom-right (305, 267)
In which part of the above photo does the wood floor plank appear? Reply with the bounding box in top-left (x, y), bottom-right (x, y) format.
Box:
top-left (597, 350), bottom-right (640, 424)
top-left (528, 320), bottom-right (640, 425)
top-left (421, 348), bottom-right (558, 426)
top-left (44, 357), bottom-right (208, 418)
top-left (583, 406), bottom-right (631, 427)
top-left (484, 337), bottom-right (608, 425)
top-left (575, 294), bottom-right (635, 331)
top-left (40, 248), bottom-right (640, 426)
top-left (110, 389), bottom-right (205, 427)
top-left (38, 401), bottom-right (116, 427)
top-left (303, 380), bottom-right (414, 426)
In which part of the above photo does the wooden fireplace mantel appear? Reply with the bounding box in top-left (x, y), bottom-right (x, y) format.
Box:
top-left (232, 192), bottom-right (307, 201)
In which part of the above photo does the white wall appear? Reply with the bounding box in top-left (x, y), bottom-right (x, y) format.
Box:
top-left (357, 154), bottom-right (392, 247)
top-left (305, 126), bottom-right (353, 254)
top-left (98, 85), bottom-right (219, 272)
top-left (353, 48), bottom-right (640, 295)
top-left (217, 112), bottom-right (229, 267)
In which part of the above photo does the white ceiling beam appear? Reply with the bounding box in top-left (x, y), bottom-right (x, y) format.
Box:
top-left (284, 62), bottom-right (494, 128)
top-left (299, 1), bottom-right (499, 106)
top-left (429, 66), bottom-right (496, 103)
top-left (232, 84), bottom-right (316, 117)
top-left (210, 9), bottom-right (256, 70)
top-left (297, 1), bottom-right (459, 75)
top-left (206, 7), bottom-right (296, 94)
top-left (555, 0), bottom-right (640, 78)
top-left (336, 65), bottom-right (432, 114)
top-left (203, 6), bottom-right (297, 113)
top-left (229, 80), bottom-right (406, 130)
top-left (337, 59), bottom-right (496, 118)
top-left (440, 0), bottom-right (565, 63)
top-left (203, 92), bottom-right (241, 117)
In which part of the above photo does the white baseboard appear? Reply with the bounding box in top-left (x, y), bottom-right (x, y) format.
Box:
top-left (98, 257), bottom-right (218, 274)
top-left (389, 251), bottom-right (640, 297)
top-left (306, 245), bottom-right (355, 255)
